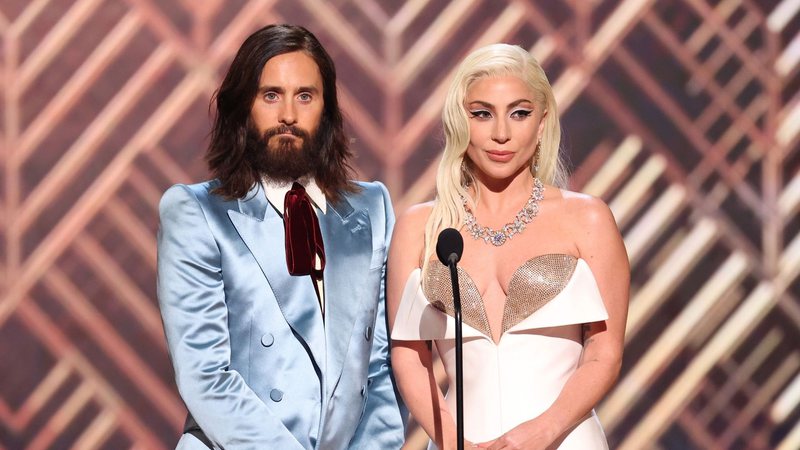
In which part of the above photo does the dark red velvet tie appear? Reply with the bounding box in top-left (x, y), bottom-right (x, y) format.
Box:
top-left (283, 183), bottom-right (325, 282)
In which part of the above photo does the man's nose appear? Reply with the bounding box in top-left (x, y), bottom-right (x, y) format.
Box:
top-left (279, 100), bottom-right (297, 125)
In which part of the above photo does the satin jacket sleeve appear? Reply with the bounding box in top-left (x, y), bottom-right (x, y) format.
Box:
top-left (349, 182), bottom-right (407, 449)
top-left (157, 184), bottom-right (304, 450)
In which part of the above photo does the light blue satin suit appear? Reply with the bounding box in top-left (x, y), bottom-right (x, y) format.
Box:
top-left (157, 179), bottom-right (405, 450)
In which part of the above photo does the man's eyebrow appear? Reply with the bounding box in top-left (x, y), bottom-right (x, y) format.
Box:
top-left (258, 85), bottom-right (284, 94)
top-left (296, 86), bottom-right (320, 94)
top-left (257, 86), bottom-right (321, 94)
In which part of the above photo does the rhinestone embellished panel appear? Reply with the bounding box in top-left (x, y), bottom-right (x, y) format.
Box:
top-left (501, 254), bottom-right (578, 333)
top-left (423, 254), bottom-right (580, 338)
top-left (423, 263), bottom-right (492, 338)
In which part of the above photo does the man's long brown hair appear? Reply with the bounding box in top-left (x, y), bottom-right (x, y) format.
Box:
top-left (206, 24), bottom-right (358, 202)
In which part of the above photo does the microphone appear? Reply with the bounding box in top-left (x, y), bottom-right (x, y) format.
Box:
top-left (436, 228), bottom-right (465, 450)
top-left (436, 228), bottom-right (464, 266)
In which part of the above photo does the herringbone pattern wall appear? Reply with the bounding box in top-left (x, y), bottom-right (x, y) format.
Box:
top-left (1, 1), bottom-right (798, 449)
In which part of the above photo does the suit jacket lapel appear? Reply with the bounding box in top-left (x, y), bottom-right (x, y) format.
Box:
top-left (228, 183), bottom-right (326, 372)
top-left (321, 196), bottom-right (372, 395)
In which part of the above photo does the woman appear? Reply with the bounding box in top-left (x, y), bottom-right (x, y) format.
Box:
top-left (387, 44), bottom-right (629, 449)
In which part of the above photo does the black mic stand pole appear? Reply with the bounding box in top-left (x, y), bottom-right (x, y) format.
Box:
top-left (437, 228), bottom-right (465, 449)
top-left (447, 256), bottom-right (464, 450)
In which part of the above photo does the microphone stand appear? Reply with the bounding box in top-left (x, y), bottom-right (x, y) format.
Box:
top-left (437, 228), bottom-right (465, 449)
top-left (447, 256), bottom-right (464, 450)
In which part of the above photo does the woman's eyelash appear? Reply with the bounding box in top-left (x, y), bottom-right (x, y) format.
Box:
top-left (469, 110), bottom-right (491, 117)
top-left (468, 109), bottom-right (532, 117)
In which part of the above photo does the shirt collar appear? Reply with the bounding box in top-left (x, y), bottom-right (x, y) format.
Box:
top-left (263, 176), bottom-right (327, 214)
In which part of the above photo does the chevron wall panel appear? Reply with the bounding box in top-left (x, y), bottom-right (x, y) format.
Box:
top-left (1, 1), bottom-right (798, 449)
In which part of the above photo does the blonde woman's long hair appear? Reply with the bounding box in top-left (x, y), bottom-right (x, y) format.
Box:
top-left (421, 43), bottom-right (567, 277)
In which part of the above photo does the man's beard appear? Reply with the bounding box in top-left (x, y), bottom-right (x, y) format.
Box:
top-left (247, 124), bottom-right (320, 182)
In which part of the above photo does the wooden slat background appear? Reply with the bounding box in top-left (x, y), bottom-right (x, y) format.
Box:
top-left (1, 1), bottom-right (798, 448)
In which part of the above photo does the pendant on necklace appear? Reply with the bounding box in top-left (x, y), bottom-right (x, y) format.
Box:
top-left (490, 232), bottom-right (507, 246)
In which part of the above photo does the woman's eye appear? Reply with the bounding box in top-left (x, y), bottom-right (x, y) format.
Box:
top-left (511, 109), bottom-right (533, 119)
top-left (469, 110), bottom-right (491, 119)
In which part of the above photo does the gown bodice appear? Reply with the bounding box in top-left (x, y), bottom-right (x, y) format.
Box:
top-left (392, 255), bottom-right (610, 448)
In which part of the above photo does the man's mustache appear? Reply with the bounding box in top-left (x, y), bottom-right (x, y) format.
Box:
top-left (263, 125), bottom-right (310, 140)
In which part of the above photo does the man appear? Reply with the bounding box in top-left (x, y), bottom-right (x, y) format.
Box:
top-left (157, 24), bottom-right (405, 449)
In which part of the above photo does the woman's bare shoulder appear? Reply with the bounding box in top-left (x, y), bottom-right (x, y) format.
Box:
top-left (552, 188), bottom-right (614, 225)
top-left (552, 189), bottom-right (625, 264)
top-left (391, 202), bottom-right (434, 249)
top-left (395, 201), bottom-right (435, 229)
top-left (389, 202), bottom-right (434, 275)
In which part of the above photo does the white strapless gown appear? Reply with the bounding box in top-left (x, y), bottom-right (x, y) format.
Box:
top-left (392, 255), bottom-right (609, 449)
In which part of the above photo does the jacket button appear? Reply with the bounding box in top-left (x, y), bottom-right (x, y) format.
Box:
top-left (360, 385), bottom-right (366, 397)
top-left (261, 333), bottom-right (274, 347)
top-left (365, 326), bottom-right (372, 341)
top-left (270, 389), bottom-right (283, 402)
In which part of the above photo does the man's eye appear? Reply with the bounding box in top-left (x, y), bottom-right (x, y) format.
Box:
top-left (298, 93), bottom-right (312, 101)
top-left (264, 92), bottom-right (278, 101)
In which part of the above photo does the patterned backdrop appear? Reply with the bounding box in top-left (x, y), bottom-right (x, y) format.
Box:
top-left (0, 0), bottom-right (798, 449)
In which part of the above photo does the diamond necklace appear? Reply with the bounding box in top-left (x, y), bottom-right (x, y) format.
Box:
top-left (463, 178), bottom-right (545, 246)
